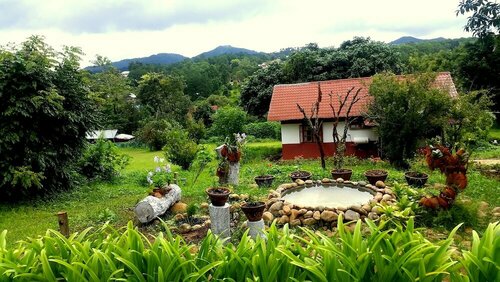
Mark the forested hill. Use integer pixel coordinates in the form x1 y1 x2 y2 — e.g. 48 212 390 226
390 36 447 44
85 45 261 72
193 45 260 59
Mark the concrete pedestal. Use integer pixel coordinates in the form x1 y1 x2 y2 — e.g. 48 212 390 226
247 219 266 240
209 204 231 239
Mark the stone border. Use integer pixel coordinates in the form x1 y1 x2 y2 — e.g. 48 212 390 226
265 178 396 227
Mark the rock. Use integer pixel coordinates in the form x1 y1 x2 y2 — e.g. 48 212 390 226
368 212 379 220
179 223 191 233
362 204 372 212
192 224 203 231
295 179 305 186
305 180 314 185
344 210 360 221
229 193 240 200
352 182 358 186
492 207 500 213
384 188 394 195
174 214 185 221
204 220 211 227
269 201 284 216
302 218 316 225
201 215 210 220
382 194 393 202
316 206 325 211
170 202 187 214
350 204 362 212
336 206 347 212
283 205 292 215
313 211 321 220
322 178 331 183
374 193 383 201
492 212 500 218
249 184 259 189
298 208 307 215
290 219 301 226
303 210 314 218
320 210 338 222
200 202 209 209
279 215 290 224
478 201 489 211
290 209 300 221
240 194 250 201
358 181 367 186
375 181 385 188
291 182 298 187
371 206 381 214
263 212 274 223
336 178 344 183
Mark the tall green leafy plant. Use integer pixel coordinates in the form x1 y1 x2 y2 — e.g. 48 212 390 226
0 36 97 199
368 72 452 168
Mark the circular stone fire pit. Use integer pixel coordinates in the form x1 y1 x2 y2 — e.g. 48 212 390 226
266 178 396 227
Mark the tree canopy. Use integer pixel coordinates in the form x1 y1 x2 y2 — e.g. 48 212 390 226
0 36 97 199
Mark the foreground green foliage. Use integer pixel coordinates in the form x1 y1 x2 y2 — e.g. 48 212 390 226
0 218 498 281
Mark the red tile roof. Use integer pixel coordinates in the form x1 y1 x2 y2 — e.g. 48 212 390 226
267 72 458 121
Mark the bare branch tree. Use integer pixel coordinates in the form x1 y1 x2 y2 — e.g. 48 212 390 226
329 87 363 170
297 82 326 169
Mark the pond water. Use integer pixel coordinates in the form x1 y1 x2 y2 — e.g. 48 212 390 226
281 185 374 208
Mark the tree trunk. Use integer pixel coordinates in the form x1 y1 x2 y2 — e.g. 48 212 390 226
227 162 240 185
134 184 182 224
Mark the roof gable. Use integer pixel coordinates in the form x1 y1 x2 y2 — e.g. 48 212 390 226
267 72 457 122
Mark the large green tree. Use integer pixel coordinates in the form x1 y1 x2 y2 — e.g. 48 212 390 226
0 36 97 199
368 73 452 168
137 73 191 123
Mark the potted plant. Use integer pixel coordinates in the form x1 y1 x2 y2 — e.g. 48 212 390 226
216 133 247 185
289 170 312 182
241 201 266 222
254 163 276 188
205 187 231 206
404 171 429 187
147 156 173 190
364 169 388 185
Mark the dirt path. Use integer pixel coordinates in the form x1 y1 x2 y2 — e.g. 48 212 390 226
474 159 500 165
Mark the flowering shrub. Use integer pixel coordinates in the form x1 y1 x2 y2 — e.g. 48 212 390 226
146 156 173 188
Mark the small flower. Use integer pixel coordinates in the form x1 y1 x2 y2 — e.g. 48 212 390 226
164 164 171 173
155 167 161 173
154 156 160 163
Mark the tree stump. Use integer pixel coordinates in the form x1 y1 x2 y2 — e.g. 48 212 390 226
134 184 182 224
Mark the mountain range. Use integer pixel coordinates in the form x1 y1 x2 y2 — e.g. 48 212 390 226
86 36 453 72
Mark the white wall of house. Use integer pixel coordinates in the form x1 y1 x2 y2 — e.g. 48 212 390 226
323 121 378 143
281 123 301 144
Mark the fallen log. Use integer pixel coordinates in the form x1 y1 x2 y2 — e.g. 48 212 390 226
134 184 182 224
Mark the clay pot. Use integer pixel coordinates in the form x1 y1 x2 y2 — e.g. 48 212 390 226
254 175 275 188
241 201 266 222
404 171 428 187
331 169 353 181
289 170 312 182
205 187 231 206
364 169 388 185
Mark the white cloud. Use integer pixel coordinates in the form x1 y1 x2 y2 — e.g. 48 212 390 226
0 0 471 67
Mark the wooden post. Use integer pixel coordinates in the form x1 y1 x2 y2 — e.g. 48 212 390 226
174 172 178 184
56 211 69 237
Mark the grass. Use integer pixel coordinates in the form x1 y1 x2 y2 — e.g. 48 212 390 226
488 126 500 141
1 143 499 247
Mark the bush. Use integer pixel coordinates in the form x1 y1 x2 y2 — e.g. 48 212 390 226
163 127 198 170
208 106 247 139
243 121 281 140
242 143 282 163
0 37 97 199
135 119 173 151
77 138 130 181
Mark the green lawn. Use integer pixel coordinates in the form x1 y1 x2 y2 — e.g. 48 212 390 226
1 144 499 247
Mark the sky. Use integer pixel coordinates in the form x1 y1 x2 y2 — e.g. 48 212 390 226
0 0 471 67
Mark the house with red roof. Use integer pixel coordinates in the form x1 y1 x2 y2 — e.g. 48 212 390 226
267 72 458 160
